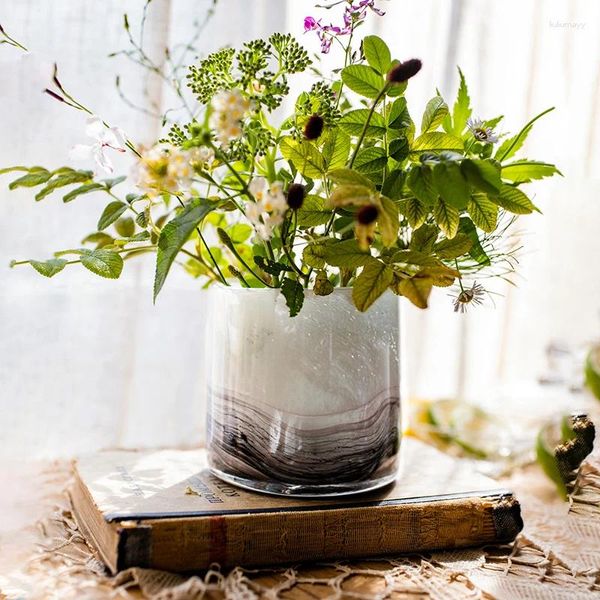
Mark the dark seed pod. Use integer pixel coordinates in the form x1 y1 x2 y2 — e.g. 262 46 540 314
387 58 422 84
303 114 325 140
286 183 306 209
357 204 379 225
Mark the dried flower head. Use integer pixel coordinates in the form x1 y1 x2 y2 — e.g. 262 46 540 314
303 114 325 140
387 59 422 84
452 282 486 313
467 118 499 144
286 183 306 210
357 204 379 225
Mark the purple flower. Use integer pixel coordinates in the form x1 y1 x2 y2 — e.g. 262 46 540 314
304 16 320 32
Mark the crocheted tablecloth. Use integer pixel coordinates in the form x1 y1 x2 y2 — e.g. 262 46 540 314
1 448 600 599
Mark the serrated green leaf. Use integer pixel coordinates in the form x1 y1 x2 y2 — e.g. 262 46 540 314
98 201 128 230
461 158 502 194
411 132 463 154
80 249 124 279
434 233 473 259
381 170 405 199
9 170 51 189
421 96 449 133
114 216 135 238
493 185 538 214
154 199 213 300
363 35 391 75
407 165 438 204
302 240 330 269
29 258 68 278
34 170 93 201
280 277 304 317
409 223 439 252
433 162 470 208
63 182 104 203
501 160 562 183
467 193 498 232
397 276 433 309
353 146 387 173
339 109 386 137
340 64 384 99
280 137 325 179
327 168 376 189
400 197 427 228
387 97 410 130
323 239 372 268
254 256 291 276
452 67 472 135
322 129 350 170
352 260 393 312
433 198 460 238
297 195 331 227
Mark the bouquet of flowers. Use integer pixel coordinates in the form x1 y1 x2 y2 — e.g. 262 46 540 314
2 0 560 316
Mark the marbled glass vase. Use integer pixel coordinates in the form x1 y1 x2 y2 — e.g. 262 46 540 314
205 287 400 497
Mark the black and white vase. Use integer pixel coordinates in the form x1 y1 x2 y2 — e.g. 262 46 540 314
205 287 401 497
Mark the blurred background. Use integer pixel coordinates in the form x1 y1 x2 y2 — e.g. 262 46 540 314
1 0 599 459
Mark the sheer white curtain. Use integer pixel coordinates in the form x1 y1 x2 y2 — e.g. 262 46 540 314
1 0 599 459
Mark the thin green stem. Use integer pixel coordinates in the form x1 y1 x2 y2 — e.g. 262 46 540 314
497 107 555 163
228 244 275 288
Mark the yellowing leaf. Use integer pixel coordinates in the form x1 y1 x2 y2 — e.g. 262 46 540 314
352 260 393 312
433 198 460 238
397 276 433 308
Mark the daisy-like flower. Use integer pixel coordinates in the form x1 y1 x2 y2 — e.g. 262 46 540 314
209 89 251 148
69 115 126 174
246 178 287 241
135 143 197 195
452 282 486 313
467 118 499 144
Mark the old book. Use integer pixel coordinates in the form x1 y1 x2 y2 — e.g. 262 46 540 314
70 438 523 574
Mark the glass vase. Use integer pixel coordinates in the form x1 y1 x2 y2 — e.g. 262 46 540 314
205 287 400 497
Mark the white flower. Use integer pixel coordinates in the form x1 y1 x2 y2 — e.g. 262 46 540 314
209 89 251 148
69 115 127 174
135 143 198 195
245 178 288 241
466 118 499 144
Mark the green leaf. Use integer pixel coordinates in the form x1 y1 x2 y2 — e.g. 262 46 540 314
467 193 498 232
352 260 393 312
228 223 253 244
397 276 433 309
330 184 373 207
322 129 350 170
407 166 438 205
80 249 124 279
114 216 135 238
459 218 490 265
297 195 331 227
0 166 30 176
387 97 410 130
29 258 68 278
323 239 372 268
328 168 376 189
501 160 562 183
9 170 51 189
254 256 291 276
411 132 463 154
82 232 115 248
362 35 392 75
381 170 405 199
154 198 214 300
389 137 409 162
280 137 325 179
302 240 330 269
280 277 304 317
98 201 128 230
63 182 104 203
421 96 449 133
102 175 127 189
313 271 334 296
410 223 439 252
433 198 460 238
378 196 399 246
340 64 384 99
452 67 472 135
434 233 473 259
353 146 387 173
35 170 93 201
492 185 538 214
461 158 502 194
339 109 386 137
400 197 427 228
433 162 470 208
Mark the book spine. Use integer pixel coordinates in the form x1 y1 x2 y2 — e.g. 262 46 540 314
122 494 522 572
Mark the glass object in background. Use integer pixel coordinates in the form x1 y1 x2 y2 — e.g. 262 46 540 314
205 287 400 496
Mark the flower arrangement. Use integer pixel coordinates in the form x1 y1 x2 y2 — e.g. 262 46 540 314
2 1 560 317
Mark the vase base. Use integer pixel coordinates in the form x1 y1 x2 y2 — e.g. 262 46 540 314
209 467 397 498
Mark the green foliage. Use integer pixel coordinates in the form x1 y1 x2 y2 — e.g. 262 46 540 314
362 36 391 75
80 249 124 279
280 277 304 317
449 67 472 135
421 96 449 133
29 258 68 278
352 260 393 312
341 65 384 99
98 201 128 230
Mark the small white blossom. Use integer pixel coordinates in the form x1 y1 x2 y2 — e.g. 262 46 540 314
467 118 499 144
209 89 251 147
245 177 287 241
70 115 127 174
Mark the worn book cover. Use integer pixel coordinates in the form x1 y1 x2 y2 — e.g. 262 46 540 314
70 438 522 573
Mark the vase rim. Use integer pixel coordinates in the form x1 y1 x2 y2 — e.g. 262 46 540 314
210 285 354 295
